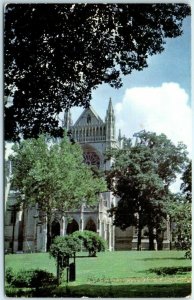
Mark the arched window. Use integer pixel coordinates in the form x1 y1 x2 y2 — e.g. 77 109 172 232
85 219 97 232
51 220 60 239
66 219 79 234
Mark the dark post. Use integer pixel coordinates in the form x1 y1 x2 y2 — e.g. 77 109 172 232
69 263 76 281
66 267 69 283
57 254 60 285
69 253 76 282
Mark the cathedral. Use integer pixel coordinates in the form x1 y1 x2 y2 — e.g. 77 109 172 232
4 99 171 253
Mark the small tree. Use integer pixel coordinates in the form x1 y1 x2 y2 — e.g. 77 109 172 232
72 230 106 257
49 235 81 284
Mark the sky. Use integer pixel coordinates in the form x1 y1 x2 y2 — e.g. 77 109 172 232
71 16 192 157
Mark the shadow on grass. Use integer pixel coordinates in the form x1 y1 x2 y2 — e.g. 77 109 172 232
76 255 97 258
137 257 186 261
5 282 191 298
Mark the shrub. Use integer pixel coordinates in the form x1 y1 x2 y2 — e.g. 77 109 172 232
5 267 14 284
5 268 57 288
72 230 106 257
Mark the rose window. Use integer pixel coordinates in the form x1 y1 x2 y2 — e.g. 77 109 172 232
83 151 100 168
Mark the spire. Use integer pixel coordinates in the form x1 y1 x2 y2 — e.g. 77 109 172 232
105 97 116 141
63 109 73 130
107 97 114 115
106 97 115 121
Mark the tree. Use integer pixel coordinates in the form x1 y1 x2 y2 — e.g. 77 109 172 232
106 130 188 250
4 3 190 141
49 235 81 284
10 134 107 250
72 230 106 257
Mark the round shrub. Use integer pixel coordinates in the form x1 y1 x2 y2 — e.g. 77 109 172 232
49 235 81 261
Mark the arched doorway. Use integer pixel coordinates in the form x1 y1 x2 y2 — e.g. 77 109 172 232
51 220 60 240
85 219 97 232
66 219 79 234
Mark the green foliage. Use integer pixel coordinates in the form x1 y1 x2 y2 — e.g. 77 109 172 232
72 230 106 257
11 134 106 211
5 267 57 288
4 4 190 141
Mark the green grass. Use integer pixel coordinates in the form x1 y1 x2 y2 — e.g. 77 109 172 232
5 250 192 297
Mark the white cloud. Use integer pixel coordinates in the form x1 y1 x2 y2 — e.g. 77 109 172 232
115 82 192 156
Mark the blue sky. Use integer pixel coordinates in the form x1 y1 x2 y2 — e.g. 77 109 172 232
71 16 192 157
92 16 191 110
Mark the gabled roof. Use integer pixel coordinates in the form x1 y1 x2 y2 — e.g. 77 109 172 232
73 106 104 127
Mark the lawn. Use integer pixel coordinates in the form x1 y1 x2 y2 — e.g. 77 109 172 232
5 250 192 297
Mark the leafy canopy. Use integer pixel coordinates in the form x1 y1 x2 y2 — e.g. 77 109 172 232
106 130 189 231
10 134 107 215
4 3 190 141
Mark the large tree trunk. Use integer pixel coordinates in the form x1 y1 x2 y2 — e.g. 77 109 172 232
156 230 164 250
46 214 52 252
148 226 155 250
137 210 143 251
